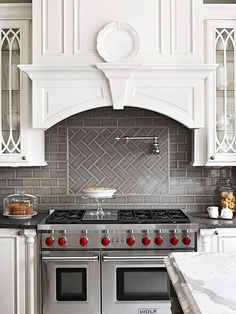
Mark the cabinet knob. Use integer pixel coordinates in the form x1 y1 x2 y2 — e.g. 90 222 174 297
22 156 26 160
215 231 219 235
210 156 215 160
18 231 23 236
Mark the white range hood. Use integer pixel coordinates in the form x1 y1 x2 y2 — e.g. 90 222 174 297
19 0 216 130
19 63 216 130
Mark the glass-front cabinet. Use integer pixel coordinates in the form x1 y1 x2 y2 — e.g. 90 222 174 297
206 20 236 165
1 24 22 159
0 17 45 166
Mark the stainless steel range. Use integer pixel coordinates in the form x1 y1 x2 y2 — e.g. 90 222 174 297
38 209 198 314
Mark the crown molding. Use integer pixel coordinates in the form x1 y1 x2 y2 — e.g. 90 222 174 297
0 3 32 20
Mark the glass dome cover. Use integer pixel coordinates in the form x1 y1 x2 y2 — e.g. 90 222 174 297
3 191 37 216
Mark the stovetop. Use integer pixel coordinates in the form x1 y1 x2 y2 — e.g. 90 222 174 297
45 209 191 224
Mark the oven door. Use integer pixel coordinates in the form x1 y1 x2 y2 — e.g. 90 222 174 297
102 251 171 314
41 251 100 314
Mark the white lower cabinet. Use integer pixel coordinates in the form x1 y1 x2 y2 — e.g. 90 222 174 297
198 228 236 252
0 228 37 314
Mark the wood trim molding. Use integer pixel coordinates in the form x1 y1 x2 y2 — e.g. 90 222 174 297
24 230 36 314
203 4 236 20
0 4 32 20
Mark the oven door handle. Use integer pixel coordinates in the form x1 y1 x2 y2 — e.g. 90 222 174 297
42 255 99 262
102 255 165 263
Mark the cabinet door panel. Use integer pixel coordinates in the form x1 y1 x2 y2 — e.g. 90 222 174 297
0 230 25 314
217 229 236 252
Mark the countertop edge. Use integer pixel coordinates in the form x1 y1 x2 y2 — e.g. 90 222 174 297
164 254 201 314
0 213 48 229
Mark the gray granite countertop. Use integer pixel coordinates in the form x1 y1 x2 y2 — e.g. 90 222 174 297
165 252 236 314
189 212 236 229
1 211 236 230
0 213 48 229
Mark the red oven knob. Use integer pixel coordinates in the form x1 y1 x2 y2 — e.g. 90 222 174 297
170 235 179 246
154 236 164 246
45 236 54 247
182 235 191 246
142 236 151 246
79 236 88 247
58 237 67 247
126 236 135 246
101 236 110 246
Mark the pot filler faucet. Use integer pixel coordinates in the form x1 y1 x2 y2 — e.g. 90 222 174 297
115 136 160 155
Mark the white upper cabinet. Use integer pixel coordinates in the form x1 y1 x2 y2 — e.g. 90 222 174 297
193 5 236 166
33 0 204 64
0 5 46 166
207 20 236 165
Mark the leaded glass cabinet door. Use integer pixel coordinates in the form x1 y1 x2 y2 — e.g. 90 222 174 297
207 20 236 165
0 20 29 165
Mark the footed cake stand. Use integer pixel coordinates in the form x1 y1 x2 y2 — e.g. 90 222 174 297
80 195 113 219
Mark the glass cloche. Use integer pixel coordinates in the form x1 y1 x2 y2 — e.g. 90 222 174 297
3 191 37 217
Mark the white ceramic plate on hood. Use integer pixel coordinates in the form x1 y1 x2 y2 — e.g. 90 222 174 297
97 22 140 63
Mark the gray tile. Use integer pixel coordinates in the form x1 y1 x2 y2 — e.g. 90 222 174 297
84 119 101 127
144 195 161 203
187 169 203 178
101 119 117 127
118 119 135 127
50 170 67 178
23 179 41 186
178 196 195 203
41 196 58 204
195 196 214 203
33 188 50 196
0 179 6 187
161 196 177 203
0 188 15 195
8 179 23 186
33 170 50 178
170 170 186 177
127 195 144 204
45 143 58 152
16 169 33 178
59 196 76 204
41 179 58 186
67 118 83 127
135 118 153 126
50 188 67 195
45 162 58 170
49 153 67 161
0 170 15 178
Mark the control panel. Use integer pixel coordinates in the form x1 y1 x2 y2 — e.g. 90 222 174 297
41 229 196 250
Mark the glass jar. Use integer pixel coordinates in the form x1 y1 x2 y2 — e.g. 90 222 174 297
3 191 37 216
218 178 235 212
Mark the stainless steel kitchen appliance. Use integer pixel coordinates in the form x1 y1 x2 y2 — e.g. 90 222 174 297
38 209 198 314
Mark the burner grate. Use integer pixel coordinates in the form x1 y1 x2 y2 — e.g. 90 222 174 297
152 209 190 223
45 210 85 224
45 209 190 224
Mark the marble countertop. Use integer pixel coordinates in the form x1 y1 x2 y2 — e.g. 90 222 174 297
189 212 236 229
165 252 236 314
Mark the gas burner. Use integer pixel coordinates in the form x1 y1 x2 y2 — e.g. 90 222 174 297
45 210 85 224
119 209 155 223
153 209 190 223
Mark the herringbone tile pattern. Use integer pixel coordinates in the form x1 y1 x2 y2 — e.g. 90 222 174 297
68 128 169 195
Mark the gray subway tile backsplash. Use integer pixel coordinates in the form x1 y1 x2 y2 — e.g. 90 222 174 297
0 107 234 212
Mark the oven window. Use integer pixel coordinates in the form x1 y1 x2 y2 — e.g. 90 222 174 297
56 268 87 301
117 268 169 300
